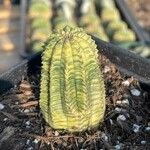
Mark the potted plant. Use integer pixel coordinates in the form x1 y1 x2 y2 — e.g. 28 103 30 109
0 26 149 149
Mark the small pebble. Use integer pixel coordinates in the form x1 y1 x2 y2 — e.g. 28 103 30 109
0 103 5 110
116 101 122 104
103 66 110 73
115 107 122 112
26 139 30 145
133 124 140 133
126 113 130 117
25 121 30 126
101 132 108 142
54 131 59 136
26 125 30 129
109 119 113 125
141 140 146 145
114 144 121 150
33 139 39 144
27 146 34 150
130 89 141 96
15 101 19 105
122 80 130 86
18 109 24 113
24 109 30 113
145 127 150 131
3 118 8 121
24 91 32 96
122 99 129 105
117 115 126 121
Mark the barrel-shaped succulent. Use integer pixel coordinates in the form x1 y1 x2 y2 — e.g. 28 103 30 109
40 26 106 132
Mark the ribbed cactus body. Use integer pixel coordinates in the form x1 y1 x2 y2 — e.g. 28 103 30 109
40 26 105 132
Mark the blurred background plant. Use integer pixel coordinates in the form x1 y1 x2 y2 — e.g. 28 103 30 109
0 0 149 73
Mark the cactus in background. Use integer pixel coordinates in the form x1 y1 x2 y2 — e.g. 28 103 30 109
29 0 52 52
55 0 76 21
29 0 52 19
100 0 115 8
53 0 76 30
132 44 150 58
31 18 51 30
31 28 50 41
106 20 127 38
101 8 120 26
79 14 100 28
80 0 96 15
112 29 136 43
53 16 76 30
138 47 150 57
79 10 109 41
40 26 106 132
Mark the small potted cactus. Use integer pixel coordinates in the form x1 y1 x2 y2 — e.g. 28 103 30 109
0 26 149 149
0 0 149 148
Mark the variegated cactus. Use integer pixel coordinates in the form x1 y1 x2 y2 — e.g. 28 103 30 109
40 26 106 132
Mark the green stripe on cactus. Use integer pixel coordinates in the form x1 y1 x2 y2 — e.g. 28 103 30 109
40 26 106 132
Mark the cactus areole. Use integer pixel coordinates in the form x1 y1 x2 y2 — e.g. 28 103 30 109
40 26 106 132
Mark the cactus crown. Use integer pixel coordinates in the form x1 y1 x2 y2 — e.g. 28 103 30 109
40 26 106 132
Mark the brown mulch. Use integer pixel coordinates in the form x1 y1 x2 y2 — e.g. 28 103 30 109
0 54 149 150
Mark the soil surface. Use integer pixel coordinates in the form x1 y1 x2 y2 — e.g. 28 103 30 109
126 0 150 33
0 54 150 150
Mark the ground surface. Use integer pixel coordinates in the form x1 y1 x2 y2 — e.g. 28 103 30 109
0 54 149 150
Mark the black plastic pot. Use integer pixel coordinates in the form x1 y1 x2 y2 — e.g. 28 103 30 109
0 52 41 94
115 0 150 43
0 37 150 94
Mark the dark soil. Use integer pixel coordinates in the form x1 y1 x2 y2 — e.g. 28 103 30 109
126 0 150 32
0 54 150 150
